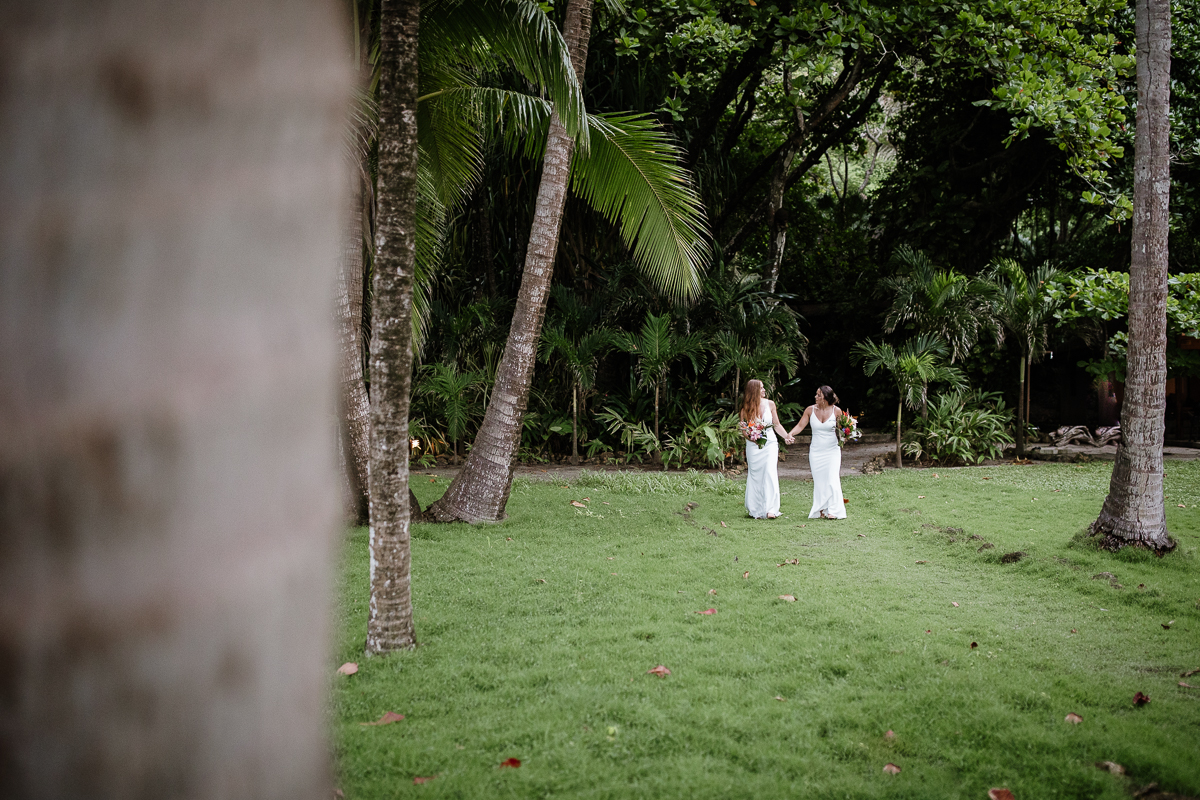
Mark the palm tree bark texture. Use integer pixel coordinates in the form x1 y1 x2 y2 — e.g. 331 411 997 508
336 177 371 521
430 0 593 522
367 0 420 653
1091 0 1173 552
0 1 350 797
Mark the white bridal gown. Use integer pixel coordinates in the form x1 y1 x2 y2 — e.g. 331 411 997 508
808 411 846 519
744 400 780 519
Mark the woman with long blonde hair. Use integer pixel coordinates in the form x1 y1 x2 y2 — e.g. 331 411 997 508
740 379 794 519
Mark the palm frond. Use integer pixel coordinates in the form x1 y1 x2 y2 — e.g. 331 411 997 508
571 113 709 301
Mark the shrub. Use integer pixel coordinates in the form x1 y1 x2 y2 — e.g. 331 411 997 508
903 390 1014 465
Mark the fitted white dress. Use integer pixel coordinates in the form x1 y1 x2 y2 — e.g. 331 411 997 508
744 400 781 519
808 411 846 519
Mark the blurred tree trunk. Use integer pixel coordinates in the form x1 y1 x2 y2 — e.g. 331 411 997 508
1091 0 1173 552
337 178 371 522
366 0 420 653
0 1 349 798
430 0 592 522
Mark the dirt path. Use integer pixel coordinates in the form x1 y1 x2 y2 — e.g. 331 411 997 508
413 440 1200 484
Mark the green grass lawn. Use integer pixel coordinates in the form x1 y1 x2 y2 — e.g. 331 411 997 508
331 462 1200 799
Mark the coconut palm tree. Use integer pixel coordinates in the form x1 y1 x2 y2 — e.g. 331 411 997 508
1091 0 1174 552
430 0 709 522
985 259 1064 458
881 247 999 363
851 334 967 468
615 313 708 454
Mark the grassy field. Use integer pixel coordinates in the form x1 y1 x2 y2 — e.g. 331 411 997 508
331 461 1200 799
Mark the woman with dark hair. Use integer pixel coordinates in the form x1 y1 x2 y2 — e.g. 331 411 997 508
740 379 795 519
789 385 846 519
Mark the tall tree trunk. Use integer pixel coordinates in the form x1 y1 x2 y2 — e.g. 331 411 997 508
571 383 579 465
1016 352 1026 458
0 1 349 796
337 178 371 522
1091 0 1173 552
367 0 420 653
430 0 592 522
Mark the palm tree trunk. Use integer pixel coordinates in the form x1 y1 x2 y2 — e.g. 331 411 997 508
337 178 371 522
430 0 592 522
571 383 579 465
0 1 349 794
367 0 420 653
895 399 903 468
1091 0 1173 552
1016 352 1026 458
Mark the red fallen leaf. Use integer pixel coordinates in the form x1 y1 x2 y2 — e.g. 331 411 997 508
778 595 796 602
917 495 926 499
844 498 850 503
720 521 728 528
336 662 358 676
742 571 750 579
505 537 513 541
1070 628 1077 633
1179 682 1195 688
925 629 932 634
647 665 671 676
988 790 1016 800
882 763 901 774
1133 691 1150 706
360 711 406 726
413 775 437 784
982 477 992 480
970 642 978 649
708 589 717 595
571 501 586 508
885 730 896 740
1065 713 1083 724
695 608 717 615
428 478 436 483
952 602 959 607
499 758 521 769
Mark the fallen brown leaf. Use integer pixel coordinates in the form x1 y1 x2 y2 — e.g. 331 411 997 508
535 578 547 583
499 758 521 769
774 695 786 701
1071 628 1077 633
857 533 866 538
1065 713 1082 724
360 711 405 726
982 477 991 480
1133 691 1150 706
695 608 717 615
925 629 932 634
883 763 901 775
720 521 728 528
647 665 671 676
1180 682 1195 689
505 537 513 541
336 662 358 676
932 473 939 478
778 595 796 602
1182 667 1200 678
429 478 436 483
1179 503 1187 508
952 602 960 607
1095 761 1125 776
571 501 587 508
413 776 437 784
917 495 926 499
582 497 590 501
988 789 1016 800
1162 620 1175 629
742 571 750 579
885 730 896 740
970 642 978 649
916 560 928 564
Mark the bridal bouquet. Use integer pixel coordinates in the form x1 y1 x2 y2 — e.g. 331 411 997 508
738 418 768 449
835 411 861 447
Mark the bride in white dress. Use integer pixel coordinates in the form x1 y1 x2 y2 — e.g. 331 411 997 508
788 385 846 519
740 379 795 519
